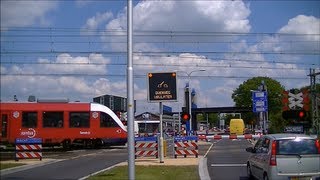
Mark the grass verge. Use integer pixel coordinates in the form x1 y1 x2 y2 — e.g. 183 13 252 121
88 165 199 180
0 163 26 170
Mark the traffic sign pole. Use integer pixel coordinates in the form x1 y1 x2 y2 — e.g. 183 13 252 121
252 81 268 134
159 102 164 163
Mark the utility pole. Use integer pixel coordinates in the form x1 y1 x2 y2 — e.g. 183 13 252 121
308 68 320 138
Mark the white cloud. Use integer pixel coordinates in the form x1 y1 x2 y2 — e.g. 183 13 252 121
132 1 251 32
81 11 113 34
104 1 251 51
279 15 320 41
278 15 320 53
0 1 57 28
0 54 126 102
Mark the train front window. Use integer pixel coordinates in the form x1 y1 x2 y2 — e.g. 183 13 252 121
100 112 118 127
22 112 37 128
69 112 90 128
43 112 63 128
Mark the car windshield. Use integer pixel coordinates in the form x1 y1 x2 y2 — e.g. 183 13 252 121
277 138 318 155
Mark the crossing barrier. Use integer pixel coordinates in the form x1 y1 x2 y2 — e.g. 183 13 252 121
206 134 262 140
15 138 42 161
174 136 198 158
135 137 158 158
197 134 208 142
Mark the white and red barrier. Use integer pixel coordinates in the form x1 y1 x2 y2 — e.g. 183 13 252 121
197 134 208 142
174 137 198 158
15 138 42 161
15 152 42 159
135 137 158 159
206 134 262 140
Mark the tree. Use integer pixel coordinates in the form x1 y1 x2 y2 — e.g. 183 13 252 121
231 77 285 132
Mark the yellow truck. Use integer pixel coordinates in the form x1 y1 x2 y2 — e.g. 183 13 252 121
229 119 245 135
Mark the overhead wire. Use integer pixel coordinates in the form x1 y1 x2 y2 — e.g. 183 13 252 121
1 28 319 79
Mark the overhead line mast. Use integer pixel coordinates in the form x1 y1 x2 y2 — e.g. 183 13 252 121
308 68 320 138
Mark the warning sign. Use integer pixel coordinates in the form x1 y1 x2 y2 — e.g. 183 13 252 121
147 72 177 102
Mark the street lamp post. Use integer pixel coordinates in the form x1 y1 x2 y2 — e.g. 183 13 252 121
186 69 206 135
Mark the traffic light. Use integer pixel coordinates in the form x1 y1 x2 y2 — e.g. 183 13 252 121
282 110 307 121
181 112 190 124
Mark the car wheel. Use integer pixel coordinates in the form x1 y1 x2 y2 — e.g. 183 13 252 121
247 164 254 179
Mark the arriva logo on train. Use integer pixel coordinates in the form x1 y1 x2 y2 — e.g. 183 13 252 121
20 128 36 138
80 131 91 135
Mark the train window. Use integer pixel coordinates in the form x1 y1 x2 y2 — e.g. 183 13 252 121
100 112 118 127
69 112 90 128
43 112 63 128
22 112 37 128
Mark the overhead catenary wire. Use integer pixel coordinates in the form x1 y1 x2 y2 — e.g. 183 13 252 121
1 28 319 80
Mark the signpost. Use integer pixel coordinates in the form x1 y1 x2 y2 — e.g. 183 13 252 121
252 89 268 134
147 72 177 163
252 91 268 113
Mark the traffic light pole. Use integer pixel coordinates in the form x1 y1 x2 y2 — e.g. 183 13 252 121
188 80 192 135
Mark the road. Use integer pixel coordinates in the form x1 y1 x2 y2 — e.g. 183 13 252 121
207 139 253 180
1 147 128 180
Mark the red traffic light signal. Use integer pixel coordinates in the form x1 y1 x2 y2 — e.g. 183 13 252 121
181 112 190 122
282 110 307 121
298 111 305 118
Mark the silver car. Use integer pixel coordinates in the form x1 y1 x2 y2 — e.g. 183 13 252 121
246 133 320 180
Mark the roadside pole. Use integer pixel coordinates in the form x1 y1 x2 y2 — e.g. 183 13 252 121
127 0 135 179
159 102 164 163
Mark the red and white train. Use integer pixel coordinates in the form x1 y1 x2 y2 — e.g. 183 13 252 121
0 99 127 149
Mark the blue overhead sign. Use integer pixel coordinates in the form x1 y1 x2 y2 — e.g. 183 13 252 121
163 105 172 113
252 91 268 112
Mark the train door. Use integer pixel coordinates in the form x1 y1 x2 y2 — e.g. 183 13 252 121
1 113 9 139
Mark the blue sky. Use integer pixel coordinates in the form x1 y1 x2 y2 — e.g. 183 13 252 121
1 0 319 114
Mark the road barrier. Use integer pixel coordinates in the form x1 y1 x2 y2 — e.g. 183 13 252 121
134 137 158 158
206 134 262 140
174 136 198 158
197 134 208 142
15 138 42 161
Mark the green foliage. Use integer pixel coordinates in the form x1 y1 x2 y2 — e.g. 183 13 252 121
231 77 285 130
89 165 199 180
196 113 219 128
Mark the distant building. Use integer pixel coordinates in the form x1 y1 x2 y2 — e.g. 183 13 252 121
93 94 136 112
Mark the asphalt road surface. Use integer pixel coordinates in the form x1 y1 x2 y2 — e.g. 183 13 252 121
207 139 253 180
1 147 128 180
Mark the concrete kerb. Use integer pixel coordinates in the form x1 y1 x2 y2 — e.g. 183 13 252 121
199 157 210 180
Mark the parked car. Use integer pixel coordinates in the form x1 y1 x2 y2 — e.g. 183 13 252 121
246 133 320 180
